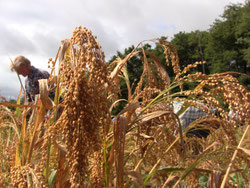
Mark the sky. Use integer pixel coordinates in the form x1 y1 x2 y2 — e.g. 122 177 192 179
0 0 246 100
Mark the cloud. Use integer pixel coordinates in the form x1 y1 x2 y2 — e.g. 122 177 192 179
0 24 38 56
32 31 61 57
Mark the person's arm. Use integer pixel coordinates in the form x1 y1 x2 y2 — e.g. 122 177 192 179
25 79 33 103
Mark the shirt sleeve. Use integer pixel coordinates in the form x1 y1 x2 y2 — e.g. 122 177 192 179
25 79 33 102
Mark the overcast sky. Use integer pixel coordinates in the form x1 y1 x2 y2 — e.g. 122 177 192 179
0 0 246 100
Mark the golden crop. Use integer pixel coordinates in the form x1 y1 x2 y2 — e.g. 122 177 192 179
0 26 249 187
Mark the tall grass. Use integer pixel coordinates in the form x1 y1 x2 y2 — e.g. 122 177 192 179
0 26 249 187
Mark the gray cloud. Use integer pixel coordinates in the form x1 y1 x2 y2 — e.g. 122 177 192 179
32 31 61 57
0 24 38 55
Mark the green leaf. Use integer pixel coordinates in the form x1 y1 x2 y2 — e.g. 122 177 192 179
48 169 57 186
16 88 22 117
156 167 185 173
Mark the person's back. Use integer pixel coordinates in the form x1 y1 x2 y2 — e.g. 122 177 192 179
10 55 54 102
25 65 50 102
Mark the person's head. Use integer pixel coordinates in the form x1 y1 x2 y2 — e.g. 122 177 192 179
10 56 31 77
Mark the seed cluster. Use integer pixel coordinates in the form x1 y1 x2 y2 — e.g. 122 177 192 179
160 40 181 78
57 26 110 186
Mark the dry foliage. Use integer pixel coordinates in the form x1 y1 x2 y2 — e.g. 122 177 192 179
0 26 249 188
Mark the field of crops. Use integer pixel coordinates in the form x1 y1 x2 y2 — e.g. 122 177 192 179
0 27 249 187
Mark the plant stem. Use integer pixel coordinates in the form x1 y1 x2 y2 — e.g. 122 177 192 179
220 124 249 188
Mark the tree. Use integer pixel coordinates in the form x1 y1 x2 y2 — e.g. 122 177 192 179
205 2 250 74
171 31 209 73
236 0 250 67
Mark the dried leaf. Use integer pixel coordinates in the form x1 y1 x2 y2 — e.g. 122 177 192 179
114 116 127 187
140 110 170 123
109 99 128 114
146 51 171 85
110 51 140 81
59 39 71 63
238 147 250 156
118 102 141 117
38 79 54 109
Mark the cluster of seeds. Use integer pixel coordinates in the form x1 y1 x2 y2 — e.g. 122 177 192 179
160 40 181 78
10 165 44 188
57 26 110 186
10 167 27 187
